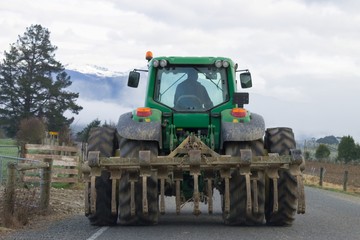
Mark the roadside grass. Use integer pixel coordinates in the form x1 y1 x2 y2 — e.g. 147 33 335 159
0 181 39 229
303 174 360 197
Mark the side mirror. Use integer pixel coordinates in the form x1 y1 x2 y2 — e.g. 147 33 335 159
128 71 140 88
239 72 252 88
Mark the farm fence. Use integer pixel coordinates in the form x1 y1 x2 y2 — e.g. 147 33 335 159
0 155 53 227
23 143 80 183
0 140 82 227
304 160 360 191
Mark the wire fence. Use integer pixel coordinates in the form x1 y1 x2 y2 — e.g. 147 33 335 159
0 141 82 227
0 144 47 226
0 155 41 185
0 156 52 227
0 145 20 184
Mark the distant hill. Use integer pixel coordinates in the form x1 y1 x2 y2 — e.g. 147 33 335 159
64 65 148 132
316 135 340 145
65 69 127 100
65 65 147 104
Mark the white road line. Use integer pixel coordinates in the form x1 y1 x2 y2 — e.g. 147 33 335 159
86 226 109 240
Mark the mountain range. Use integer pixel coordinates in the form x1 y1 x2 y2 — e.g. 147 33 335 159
65 65 129 101
64 64 150 133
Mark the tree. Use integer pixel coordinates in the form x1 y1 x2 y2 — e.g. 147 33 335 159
16 117 47 157
337 136 357 163
304 151 311 160
355 145 360 161
58 125 73 146
0 24 82 137
315 144 330 160
16 117 46 145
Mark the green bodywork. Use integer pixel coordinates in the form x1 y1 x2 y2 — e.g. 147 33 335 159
132 56 249 152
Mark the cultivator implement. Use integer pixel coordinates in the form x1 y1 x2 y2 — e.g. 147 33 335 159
82 135 305 220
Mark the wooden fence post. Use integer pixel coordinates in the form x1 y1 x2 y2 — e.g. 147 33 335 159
319 167 324 187
39 158 53 211
343 170 348 192
4 162 16 224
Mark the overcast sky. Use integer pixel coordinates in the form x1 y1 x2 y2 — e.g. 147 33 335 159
1 0 360 142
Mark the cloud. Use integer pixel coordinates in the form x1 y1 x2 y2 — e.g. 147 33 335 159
1 0 360 142
66 98 132 126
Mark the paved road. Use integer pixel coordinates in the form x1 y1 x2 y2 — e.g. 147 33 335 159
4 187 360 240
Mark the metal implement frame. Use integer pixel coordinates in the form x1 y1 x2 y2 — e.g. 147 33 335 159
83 136 305 217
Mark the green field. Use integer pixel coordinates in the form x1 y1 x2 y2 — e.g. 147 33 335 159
0 138 19 157
0 139 20 183
0 138 16 145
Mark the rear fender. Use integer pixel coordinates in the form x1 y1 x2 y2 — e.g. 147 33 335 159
116 112 161 143
221 112 265 147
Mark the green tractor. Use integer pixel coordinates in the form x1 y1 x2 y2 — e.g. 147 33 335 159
82 52 305 226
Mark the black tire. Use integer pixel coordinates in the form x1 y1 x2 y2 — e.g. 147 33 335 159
264 127 298 226
118 138 159 225
264 127 295 155
86 127 119 226
223 140 266 225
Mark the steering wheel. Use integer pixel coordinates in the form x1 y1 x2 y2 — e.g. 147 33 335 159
175 95 203 110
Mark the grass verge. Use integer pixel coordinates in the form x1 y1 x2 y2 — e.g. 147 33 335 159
303 174 360 197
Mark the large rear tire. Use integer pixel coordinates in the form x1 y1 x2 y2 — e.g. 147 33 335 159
86 127 119 226
264 127 296 155
223 140 266 225
264 127 298 226
118 138 159 225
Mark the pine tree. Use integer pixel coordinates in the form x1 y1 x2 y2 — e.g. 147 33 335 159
0 24 82 136
337 136 357 163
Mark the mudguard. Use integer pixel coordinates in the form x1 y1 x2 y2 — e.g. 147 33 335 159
221 113 265 143
116 112 161 142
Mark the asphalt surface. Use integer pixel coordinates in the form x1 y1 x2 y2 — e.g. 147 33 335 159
4 187 360 240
